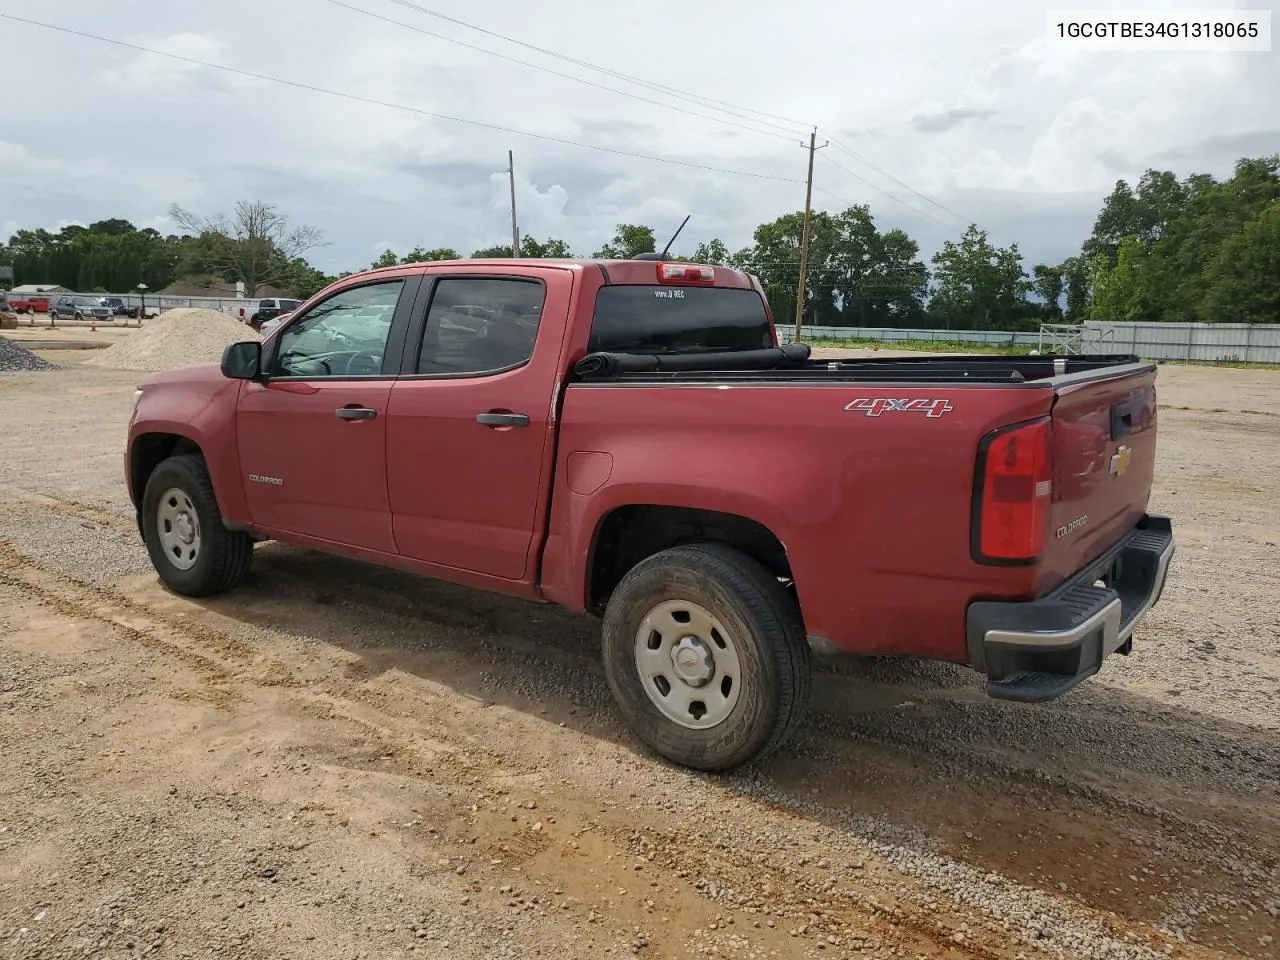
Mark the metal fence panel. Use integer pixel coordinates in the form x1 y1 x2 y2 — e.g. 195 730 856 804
776 325 1042 347
1083 322 1280 364
778 322 1280 364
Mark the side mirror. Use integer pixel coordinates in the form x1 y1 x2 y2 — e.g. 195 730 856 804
221 340 262 380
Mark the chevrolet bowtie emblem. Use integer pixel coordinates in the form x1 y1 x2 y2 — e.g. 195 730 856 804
1109 444 1132 477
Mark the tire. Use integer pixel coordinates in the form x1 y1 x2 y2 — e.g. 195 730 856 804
600 543 811 772
74 312 83 322
141 453 253 597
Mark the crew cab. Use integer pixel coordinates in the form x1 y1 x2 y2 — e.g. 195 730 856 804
9 295 50 315
125 258 1175 771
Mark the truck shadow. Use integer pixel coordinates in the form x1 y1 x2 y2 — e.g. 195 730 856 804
189 541 1280 951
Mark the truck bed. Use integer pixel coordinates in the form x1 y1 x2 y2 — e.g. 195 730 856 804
572 349 1148 385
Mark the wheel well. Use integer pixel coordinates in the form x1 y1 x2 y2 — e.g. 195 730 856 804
588 505 793 613
132 434 203 513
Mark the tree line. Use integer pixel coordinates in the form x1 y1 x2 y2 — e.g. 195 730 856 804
2 154 1275 329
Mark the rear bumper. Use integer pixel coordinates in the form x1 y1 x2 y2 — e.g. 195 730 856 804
966 514 1174 702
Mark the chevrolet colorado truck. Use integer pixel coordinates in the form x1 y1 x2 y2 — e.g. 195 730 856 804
126 257 1175 771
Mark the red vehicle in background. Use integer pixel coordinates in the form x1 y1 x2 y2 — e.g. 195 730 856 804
9 295 50 314
124 255 1175 772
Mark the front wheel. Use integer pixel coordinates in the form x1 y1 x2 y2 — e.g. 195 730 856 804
141 454 253 596
600 543 811 772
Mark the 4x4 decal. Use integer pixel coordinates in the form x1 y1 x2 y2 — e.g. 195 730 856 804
844 398 954 418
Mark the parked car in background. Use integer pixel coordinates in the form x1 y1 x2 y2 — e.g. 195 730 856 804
249 298 301 330
50 296 111 322
100 296 131 317
0 291 8 313
9 295 51 315
258 311 293 337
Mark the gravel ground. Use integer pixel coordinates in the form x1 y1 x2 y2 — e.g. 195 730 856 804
0 335 57 372
84 308 258 372
0 355 1277 960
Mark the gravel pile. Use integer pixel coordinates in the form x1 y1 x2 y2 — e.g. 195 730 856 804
0 335 57 372
84 308 259 373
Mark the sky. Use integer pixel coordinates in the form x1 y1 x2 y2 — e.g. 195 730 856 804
2 0 1277 276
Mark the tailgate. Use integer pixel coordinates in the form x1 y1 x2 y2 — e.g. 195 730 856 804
1043 366 1157 585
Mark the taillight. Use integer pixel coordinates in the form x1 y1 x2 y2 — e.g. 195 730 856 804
972 418 1053 564
657 262 715 284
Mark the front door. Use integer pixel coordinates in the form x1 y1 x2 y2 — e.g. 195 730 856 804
386 273 564 580
236 276 414 553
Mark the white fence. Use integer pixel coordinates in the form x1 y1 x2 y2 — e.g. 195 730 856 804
121 294 264 320
1082 321 1280 364
778 322 1280 365
775 325 1043 347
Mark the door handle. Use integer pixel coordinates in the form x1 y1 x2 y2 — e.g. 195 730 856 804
476 412 529 428
335 406 377 420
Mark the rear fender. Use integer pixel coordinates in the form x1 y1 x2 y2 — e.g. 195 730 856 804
541 475 800 612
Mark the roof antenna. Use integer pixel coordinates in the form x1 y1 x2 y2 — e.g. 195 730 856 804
633 215 691 261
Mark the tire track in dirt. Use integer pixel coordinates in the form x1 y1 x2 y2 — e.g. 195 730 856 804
0 501 1264 959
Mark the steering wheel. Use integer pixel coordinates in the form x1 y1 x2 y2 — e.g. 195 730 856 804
340 350 384 376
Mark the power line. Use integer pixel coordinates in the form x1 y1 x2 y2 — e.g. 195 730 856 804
382 0 813 136
323 0 799 144
384 0 971 235
380 0 970 232
816 154 957 230
0 12 803 185
821 130 972 225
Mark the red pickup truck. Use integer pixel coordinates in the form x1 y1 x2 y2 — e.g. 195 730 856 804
126 257 1175 771
9 295 51 314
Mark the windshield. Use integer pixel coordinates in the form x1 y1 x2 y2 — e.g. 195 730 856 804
588 285 772 354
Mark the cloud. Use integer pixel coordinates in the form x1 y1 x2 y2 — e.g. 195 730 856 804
2 0 1276 277
911 108 999 134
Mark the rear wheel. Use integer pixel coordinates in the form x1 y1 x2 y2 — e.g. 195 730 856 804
141 454 253 596
600 543 811 771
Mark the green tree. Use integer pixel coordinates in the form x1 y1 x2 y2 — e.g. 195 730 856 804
1198 201 1280 324
470 244 513 258
592 224 655 259
168 201 326 296
1062 256 1090 322
404 246 459 262
1083 169 1188 265
691 239 732 265
1031 264 1065 318
1086 236 1151 322
928 225 1033 330
521 236 573 258
370 249 399 269
829 206 928 327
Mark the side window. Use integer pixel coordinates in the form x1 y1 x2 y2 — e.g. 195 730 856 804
417 277 544 375
273 280 404 378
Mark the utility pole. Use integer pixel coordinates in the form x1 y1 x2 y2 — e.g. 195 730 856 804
508 150 520 258
793 128 828 342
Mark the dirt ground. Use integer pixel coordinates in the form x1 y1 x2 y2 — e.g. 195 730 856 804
1 350 1277 960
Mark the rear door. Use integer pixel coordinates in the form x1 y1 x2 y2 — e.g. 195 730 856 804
235 274 420 553
385 270 571 581
1043 365 1158 582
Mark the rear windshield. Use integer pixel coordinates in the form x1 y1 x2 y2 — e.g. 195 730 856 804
588 285 772 354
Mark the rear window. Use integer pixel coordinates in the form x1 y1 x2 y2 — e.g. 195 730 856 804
588 285 772 354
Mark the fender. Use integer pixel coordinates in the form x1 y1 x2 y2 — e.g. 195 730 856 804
128 371 251 528
539 431 840 613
